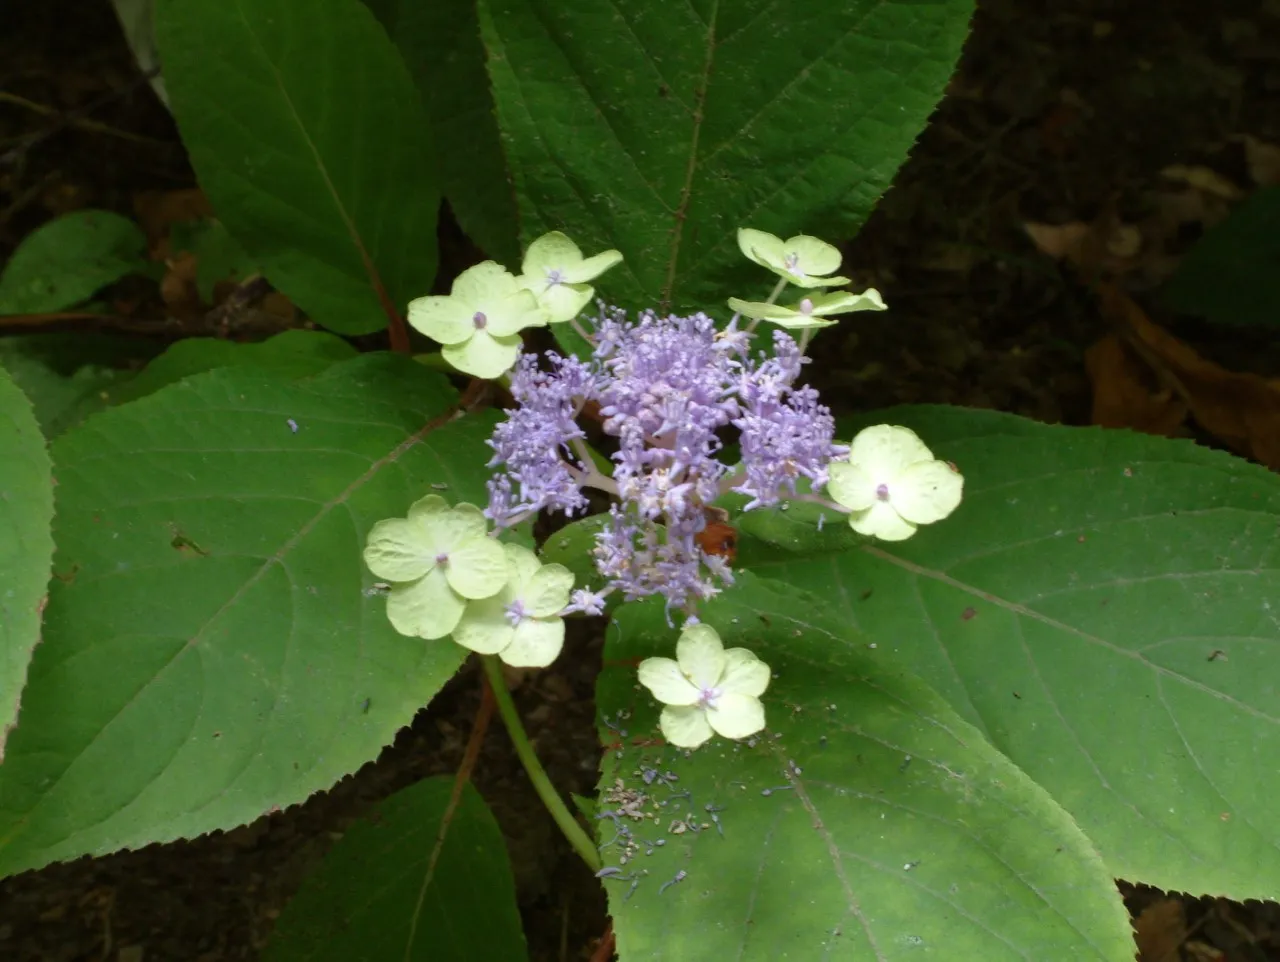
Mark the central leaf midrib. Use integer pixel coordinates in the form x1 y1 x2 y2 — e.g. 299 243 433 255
660 0 719 308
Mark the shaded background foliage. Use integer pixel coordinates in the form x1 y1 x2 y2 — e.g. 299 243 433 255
2 0 1280 959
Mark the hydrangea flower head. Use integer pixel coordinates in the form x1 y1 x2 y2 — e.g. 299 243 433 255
737 228 851 288
637 622 771 748
485 307 844 611
519 231 623 323
363 496 509 640
727 288 887 329
407 261 544 378
827 425 964 542
452 543 574 667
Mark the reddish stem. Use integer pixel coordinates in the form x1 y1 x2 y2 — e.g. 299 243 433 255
387 311 411 354
589 921 616 962
456 674 496 787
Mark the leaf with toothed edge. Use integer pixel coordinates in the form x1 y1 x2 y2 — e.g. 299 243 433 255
736 405 1280 902
477 0 973 320
0 354 496 879
0 368 55 760
596 573 1135 961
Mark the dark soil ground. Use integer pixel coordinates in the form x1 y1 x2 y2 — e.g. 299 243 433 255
3 0 1280 959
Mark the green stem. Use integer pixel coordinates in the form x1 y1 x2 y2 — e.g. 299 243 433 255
481 655 603 873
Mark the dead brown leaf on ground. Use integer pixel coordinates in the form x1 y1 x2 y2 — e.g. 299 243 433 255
1135 896 1188 962
1242 135 1280 188
132 187 211 250
1084 333 1188 437
1095 283 1280 470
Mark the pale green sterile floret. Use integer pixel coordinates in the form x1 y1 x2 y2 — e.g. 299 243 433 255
518 231 623 324
406 261 545 379
452 543 575 667
826 424 964 542
363 495 509 641
637 622 771 749
727 288 887 329
737 227 851 288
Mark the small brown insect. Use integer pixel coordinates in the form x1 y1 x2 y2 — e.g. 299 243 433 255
696 520 738 563
696 505 738 563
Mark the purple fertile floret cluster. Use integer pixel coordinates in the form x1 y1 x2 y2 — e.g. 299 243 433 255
486 307 842 612
732 331 847 511
486 352 595 524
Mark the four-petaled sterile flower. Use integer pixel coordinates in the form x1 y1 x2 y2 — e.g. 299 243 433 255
363 496 509 640
737 228 851 288
637 622 770 749
727 288 887 329
452 543 575 667
407 261 545 379
519 231 623 324
827 425 964 542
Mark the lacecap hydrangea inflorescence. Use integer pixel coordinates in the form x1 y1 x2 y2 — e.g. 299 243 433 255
364 228 965 748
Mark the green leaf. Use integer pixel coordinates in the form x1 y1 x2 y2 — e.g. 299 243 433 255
169 218 262 301
597 574 1134 961
263 776 528 962
0 354 496 878
155 0 440 335
0 211 149 314
477 0 973 311
110 330 357 404
538 514 608 596
1162 186 1280 328
365 0 521 265
743 405 1280 900
0 369 54 757
0 334 158 438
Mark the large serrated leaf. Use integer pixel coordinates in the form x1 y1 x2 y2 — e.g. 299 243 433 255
263 776 528 962
155 0 439 335
741 406 1280 900
0 354 495 878
0 369 54 758
477 0 973 311
597 574 1134 961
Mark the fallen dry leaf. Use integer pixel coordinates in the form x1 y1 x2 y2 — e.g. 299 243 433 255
1134 897 1187 962
1025 169 1238 291
1023 220 1094 263
1098 283 1280 470
1243 134 1280 187
1183 941 1226 962
159 249 204 324
133 188 213 250
1085 334 1188 437
1160 164 1243 202
1024 214 1149 279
